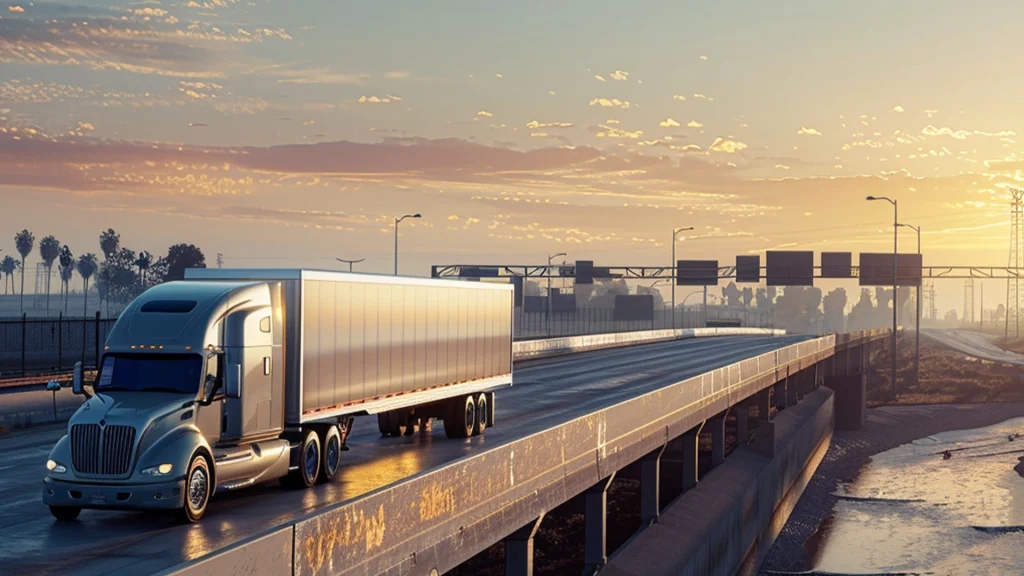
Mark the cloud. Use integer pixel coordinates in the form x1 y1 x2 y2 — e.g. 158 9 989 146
606 119 620 125
672 94 687 101
476 110 493 117
589 98 633 109
495 73 503 79
797 127 822 136
922 125 1016 140
8 5 25 12
526 120 573 129
659 118 681 128
0 6 291 78
189 122 208 127
591 124 643 139
594 75 607 82
609 70 629 81
277 71 369 85
358 95 401 104
775 164 790 170
386 70 410 80
924 109 939 118
892 105 905 113
687 120 703 128
708 137 747 153
693 93 713 101
699 55 708 61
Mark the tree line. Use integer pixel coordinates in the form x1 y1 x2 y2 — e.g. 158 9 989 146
2 228 206 317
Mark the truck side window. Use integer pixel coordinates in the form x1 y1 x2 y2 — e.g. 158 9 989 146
260 316 271 333
206 353 224 396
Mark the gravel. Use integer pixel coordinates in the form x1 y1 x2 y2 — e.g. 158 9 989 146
758 401 1024 573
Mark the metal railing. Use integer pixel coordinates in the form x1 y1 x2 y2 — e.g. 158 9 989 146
0 312 115 377
513 307 776 339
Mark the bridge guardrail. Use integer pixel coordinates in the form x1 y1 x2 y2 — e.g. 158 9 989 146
511 327 787 361
161 331 841 576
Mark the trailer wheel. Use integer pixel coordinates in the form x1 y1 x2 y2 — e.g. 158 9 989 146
472 393 488 436
317 425 342 484
377 411 409 437
444 395 476 439
177 452 212 523
282 429 320 489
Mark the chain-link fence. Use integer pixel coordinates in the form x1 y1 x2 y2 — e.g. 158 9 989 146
0 313 116 377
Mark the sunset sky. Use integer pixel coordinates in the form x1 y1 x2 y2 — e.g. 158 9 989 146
3 0 1023 313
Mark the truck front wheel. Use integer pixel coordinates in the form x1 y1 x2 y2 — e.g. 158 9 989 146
178 453 211 523
49 506 81 521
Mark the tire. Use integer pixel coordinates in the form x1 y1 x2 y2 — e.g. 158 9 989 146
317 425 342 485
444 395 476 439
177 453 212 523
377 411 409 437
49 506 81 521
281 429 320 489
472 394 488 436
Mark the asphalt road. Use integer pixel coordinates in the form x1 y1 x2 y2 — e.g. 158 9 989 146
0 334 809 576
922 329 1024 366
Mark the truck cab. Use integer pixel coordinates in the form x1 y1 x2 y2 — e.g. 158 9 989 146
42 280 292 523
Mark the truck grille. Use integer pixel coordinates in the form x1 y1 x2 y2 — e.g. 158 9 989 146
71 424 136 476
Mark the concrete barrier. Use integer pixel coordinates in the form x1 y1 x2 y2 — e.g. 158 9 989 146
155 526 293 576
512 327 787 361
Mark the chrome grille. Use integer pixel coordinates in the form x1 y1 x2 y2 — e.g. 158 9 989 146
70 424 136 476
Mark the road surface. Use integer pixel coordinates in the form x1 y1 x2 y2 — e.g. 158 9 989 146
0 334 809 575
922 329 1024 366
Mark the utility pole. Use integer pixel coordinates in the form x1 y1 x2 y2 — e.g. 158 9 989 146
670 226 694 329
867 196 898 400
394 213 422 275
547 252 567 337
898 223 921 387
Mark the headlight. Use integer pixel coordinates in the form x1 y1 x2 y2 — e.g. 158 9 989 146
46 460 67 474
141 463 174 476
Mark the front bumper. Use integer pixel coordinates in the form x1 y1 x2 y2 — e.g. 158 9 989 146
42 475 186 511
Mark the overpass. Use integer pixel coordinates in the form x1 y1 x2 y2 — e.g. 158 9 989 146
0 328 887 576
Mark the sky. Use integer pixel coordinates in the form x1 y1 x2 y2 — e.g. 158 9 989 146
2 0 1023 315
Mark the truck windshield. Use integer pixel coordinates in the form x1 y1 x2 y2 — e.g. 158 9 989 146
95 354 204 395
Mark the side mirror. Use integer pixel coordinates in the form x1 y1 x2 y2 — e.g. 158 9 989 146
72 362 84 395
225 364 242 399
46 380 61 392
199 374 217 405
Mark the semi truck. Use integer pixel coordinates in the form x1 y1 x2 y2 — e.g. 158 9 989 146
42 269 514 523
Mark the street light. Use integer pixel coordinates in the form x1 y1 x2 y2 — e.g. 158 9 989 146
897 223 921 388
671 226 695 329
547 252 567 336
867 195 898 400
336 257 365 272
394 213 422 275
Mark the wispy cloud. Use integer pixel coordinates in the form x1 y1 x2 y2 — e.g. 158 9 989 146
797 127 822 136
526 120 573 129
609 70 629 81
709 137 747 153
687 120 703 128
358 94 401 104
892 105 905 113
659 118 681 128
589 98 633 109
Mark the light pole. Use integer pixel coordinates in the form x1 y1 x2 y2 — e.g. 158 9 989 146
867 195 898 400
681 289 703 329
671 226 695 329
547 252 567 336
336 257 365 272
394 213 421 275
897 223 921 387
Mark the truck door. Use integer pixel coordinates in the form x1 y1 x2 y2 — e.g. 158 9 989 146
224 303 275 441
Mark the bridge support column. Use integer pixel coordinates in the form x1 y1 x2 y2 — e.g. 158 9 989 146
709 414 725 468
641 445 665 526
829 373 867 430
757 387 771 424
583 472 616 575
786 373 799 406
774 381 787 410
506 513 545 576
735 401 749 446
682 422 703 491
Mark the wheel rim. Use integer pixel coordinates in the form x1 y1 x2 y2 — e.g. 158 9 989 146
188 466 207 511
478 399 488 429
465 402 475 433
304 441 319 479
326 436 340 474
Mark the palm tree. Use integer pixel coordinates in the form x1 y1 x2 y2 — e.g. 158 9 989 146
0 255 17 295
98 229 119 314
77 253 98 318
39 235 60 315
135 250 153 286
58 245 74 309
15 230 34 313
